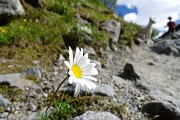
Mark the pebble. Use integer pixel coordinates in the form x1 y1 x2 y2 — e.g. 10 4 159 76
28 104 37 112
0 112 8 118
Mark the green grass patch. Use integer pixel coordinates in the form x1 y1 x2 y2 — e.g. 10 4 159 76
119 22 139 47
37 92 124 120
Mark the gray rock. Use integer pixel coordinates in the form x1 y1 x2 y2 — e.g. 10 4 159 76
101 20 121 43
110 43 118 51
73 111 121 120
0 0 25 24
26 107 53 120
25 112 37 120
91 60 101 69
153 39 180 56
0 112 8 118
54 54 65 66
159 24 180 39
142 101 180 120
84 47 96 56
62 83 115 97
75 13 89 25
134 37 144 45
22 67 42 78
0 94 10 107
93 84 115 97
0 73 39 90
28 104 37 112
79 32 93 44
172 31 180 39
25 0 43 7
0 0 25 15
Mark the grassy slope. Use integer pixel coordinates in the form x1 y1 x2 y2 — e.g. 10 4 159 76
0 0 116 73
0 0 139 73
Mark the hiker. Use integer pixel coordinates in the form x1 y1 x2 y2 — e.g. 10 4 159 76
165 16 175 37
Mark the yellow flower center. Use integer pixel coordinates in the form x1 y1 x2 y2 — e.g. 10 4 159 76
71 64 82 79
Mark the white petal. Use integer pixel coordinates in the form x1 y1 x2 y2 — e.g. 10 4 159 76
83 68 98 76
69 76 74 84
83 79 96 90
69 47 74 66
78 79 85 87
78 48 84 63
81 63 96 71
78 53 89 66
68 70 73 76
73 77 78 83
79 48 83 59
82 76 97 81
64 61 71 69
74 47 80 64
74 82 80 97
80 59 90 68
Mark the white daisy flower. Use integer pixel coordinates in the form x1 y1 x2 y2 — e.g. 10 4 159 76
64 47 98 97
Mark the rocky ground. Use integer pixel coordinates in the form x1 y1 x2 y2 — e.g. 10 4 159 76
0 39 180 120
1 0 180 119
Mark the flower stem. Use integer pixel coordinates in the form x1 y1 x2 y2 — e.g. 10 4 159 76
45 75 70 113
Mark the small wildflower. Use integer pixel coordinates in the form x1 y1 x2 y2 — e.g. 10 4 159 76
0 28 7 33
64 47 98 97
46 47 98 113
23 19 27 22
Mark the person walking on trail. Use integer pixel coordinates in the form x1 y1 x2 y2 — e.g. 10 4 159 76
165 16 175 37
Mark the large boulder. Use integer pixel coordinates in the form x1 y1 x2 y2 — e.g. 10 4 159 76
142 101 180 120
100 20 121 43
73 111 121 120
153 39 180 56
0 0 25 25
159 24 180 39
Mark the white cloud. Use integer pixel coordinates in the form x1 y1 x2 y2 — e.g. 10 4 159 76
124 13 137 22
116 0 180 32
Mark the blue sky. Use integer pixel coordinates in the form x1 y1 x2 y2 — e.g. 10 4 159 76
115 0 180 36
114 5 138 16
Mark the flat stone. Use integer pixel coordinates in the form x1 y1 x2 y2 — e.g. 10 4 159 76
0 112 8 118
84 47 96 56
22 67 42 78
73 111 121 120
0 94 10 107
0 73 39 90
54 54 65 66
62 83 115 97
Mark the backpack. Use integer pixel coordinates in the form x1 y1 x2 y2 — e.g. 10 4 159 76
168 22 175 29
